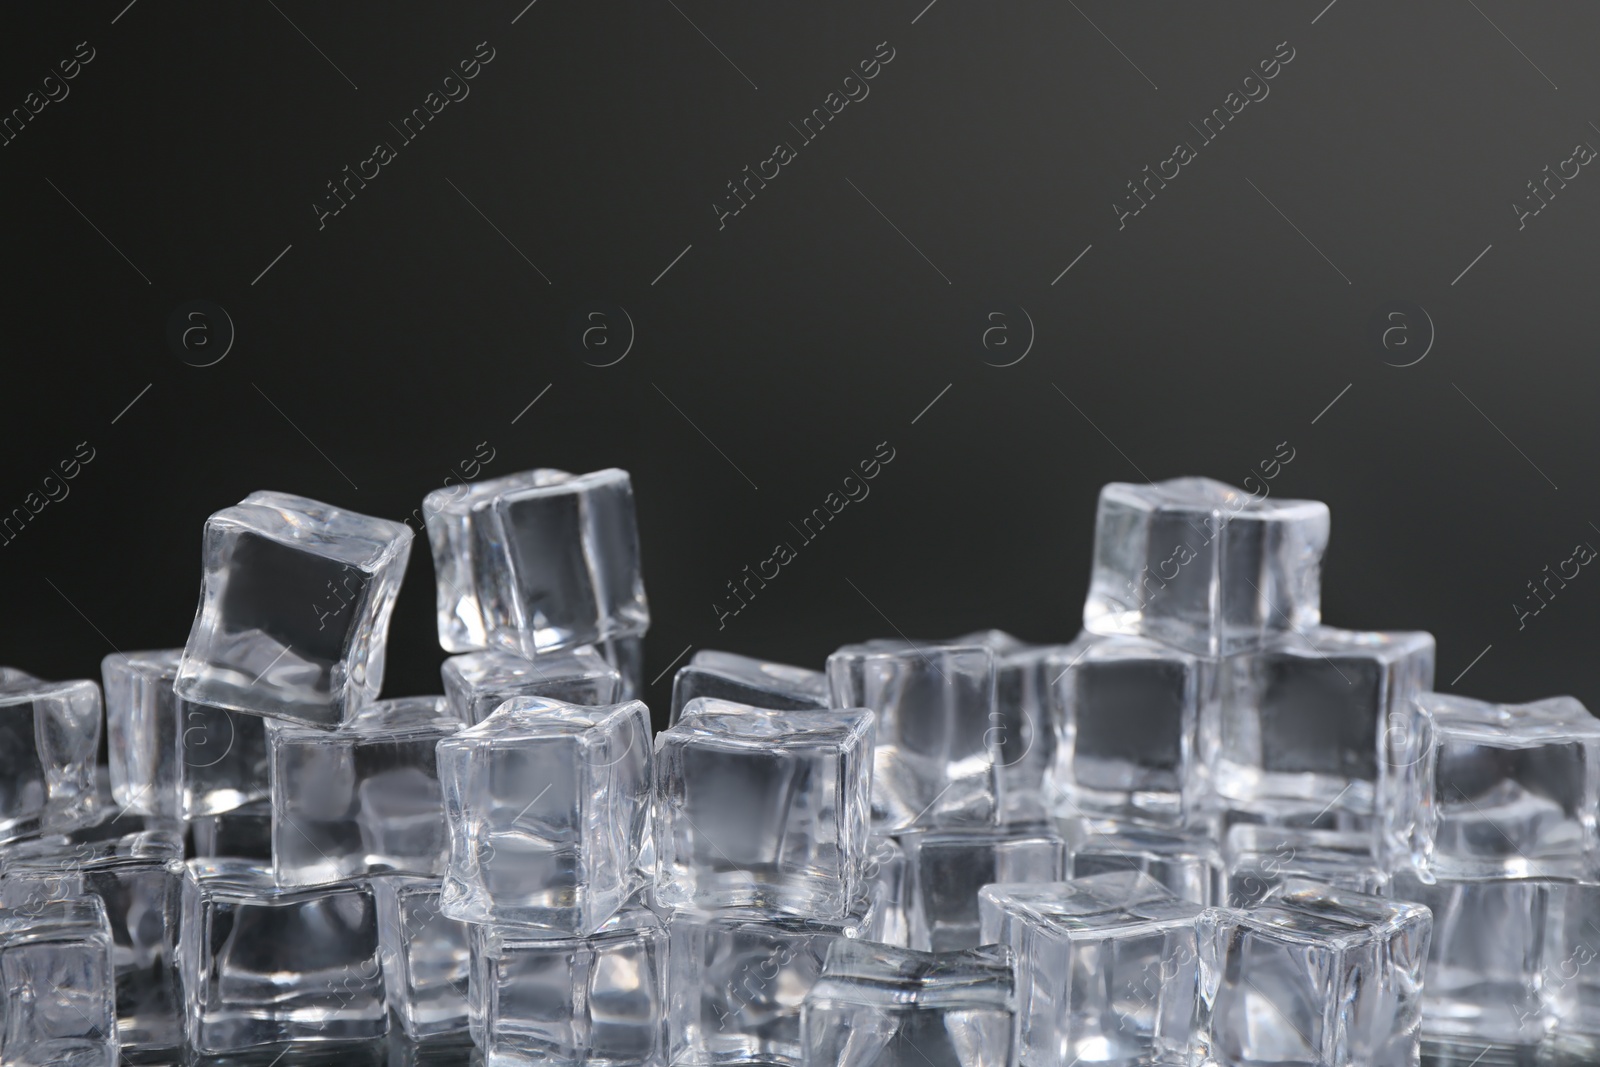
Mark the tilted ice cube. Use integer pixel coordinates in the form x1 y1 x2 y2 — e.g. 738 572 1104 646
1 823 183 1055
802 940 1016 1067
655 700 873 919
425 468 649 657
438 697 652 932
1064 820 1224 906
668 650 829 726
374 876 471 1041
978 872 1203 1067
187 798 272 861
1046 632 1213 827
175 491 413 728
177 860 388 1053
1222 824 1386 908
0 896 117 1067
472 902 666 1067
826 640 1001 829
1385 693 1600 881
270 696 463 886
667 906 872 1067
443 647 622 725
102 648 269 820
900 825 1066 951
1210 626 1435 818
1390 871 1550 1045
1195 879 1432 1067
957 630 1065 823
0 675 101 842
1084 477 1329 657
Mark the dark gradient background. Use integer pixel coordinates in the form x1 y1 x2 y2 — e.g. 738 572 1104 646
3 1 1598 732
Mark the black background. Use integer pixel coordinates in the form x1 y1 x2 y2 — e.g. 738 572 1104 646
3 1 1598 729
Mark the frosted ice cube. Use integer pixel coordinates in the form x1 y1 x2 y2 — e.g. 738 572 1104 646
668 650 828 726
175 491 413 727
900 825 1066 951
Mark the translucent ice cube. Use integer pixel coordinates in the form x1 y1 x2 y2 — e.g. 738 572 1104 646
1063 820 1224 906
471 903 666 1067
1385 693 1600 881
1222 824 1386 908
1195 879 1432 1067
175 491 413 727
270 697 463 886
0 896 117 1067
424 468 649 657
374 876 471 1041
956 630 1066 824
978 871 1203 1067
1046 632 1213 827
437 697 652 932
0 675 101 843
655 699 873 919
442 647 622 725
1211 626 1435 818
801 940 1016 1067
1084 477 1329 657
102 648 269 820
668 650 829 726
900 825 1066 951
826 640 1001 830
176 859 388 1053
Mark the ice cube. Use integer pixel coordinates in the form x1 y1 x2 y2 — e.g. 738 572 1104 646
1385 693 1600 881
176 859 388 1052
654 699 874 919
1222 824 1386 908
471 902 666 1067
801 940 1015 1067
0 674 101 842
899 825 1066 951
1063 820 1223 906
175 491 413 727
270 697 463 886
1211 626 1435 818
978 871 1202 1067
1084 477 1329 657
667 906 872 1067
374 876 471 1041
863 834 912 948
187 798 273 861
0 896 117 1067
437 697 652 932
598 634 646 701
424 468 649 657
1543 880 1600 1045
668 650 828 726
826 640 1001 829
102 648 269 820
1046 632 1213 827
1195 879 1431 1067
443 647 622 725
957 630 1065 823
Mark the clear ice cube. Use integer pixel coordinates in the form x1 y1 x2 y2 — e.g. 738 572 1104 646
1195 879 1431 1067
188 798 273 861
654 699 873 919
826 640 1001 830
424 468 649 657
1222 824 1386 908
1083 477 1329 657
374 876 471 1040
978 871 1202 1067
0 674 101 842
1046 632 1212 827
598 634 646 701
667 906 872 1067
863 834 912 948
177 859 388 1052
801 940 1016 1067
1210 626 1435 817
957 630 1065 824
668 650 829 726
0 896 117 1067
442 647 622 725
175 491 413 727
1385 693 1600 881
1543 880 1600 1042
437 697 652 932
1391 871 1551 1045
471 903 666 1067
1063 820 1224 906
102 648 269 820
270 696 463 886
899 825 1066 951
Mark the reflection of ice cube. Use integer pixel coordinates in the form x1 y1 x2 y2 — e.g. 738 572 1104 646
358 766 446 860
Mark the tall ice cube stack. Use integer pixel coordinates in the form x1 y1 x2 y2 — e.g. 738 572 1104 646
0 467 1596 1064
